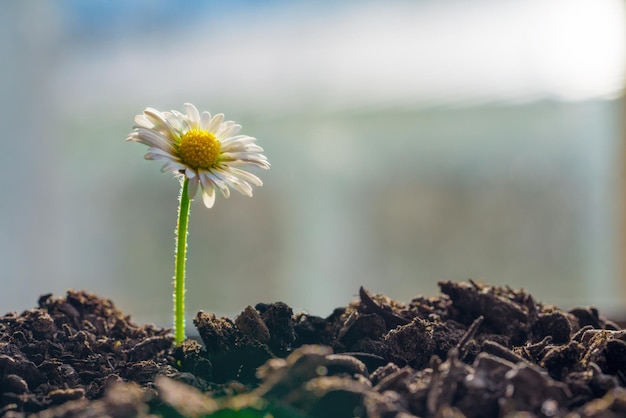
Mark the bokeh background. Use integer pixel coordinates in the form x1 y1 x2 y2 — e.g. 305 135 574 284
1 0 625 330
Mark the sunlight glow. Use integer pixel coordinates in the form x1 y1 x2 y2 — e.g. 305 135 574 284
54 0 626 111
530 0 625 101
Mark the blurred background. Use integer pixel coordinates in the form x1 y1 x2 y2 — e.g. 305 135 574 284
1 0 625 329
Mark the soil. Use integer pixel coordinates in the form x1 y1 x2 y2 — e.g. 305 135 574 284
1 281 625 417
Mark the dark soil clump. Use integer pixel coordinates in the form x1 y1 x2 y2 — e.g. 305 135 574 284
1 281 625 417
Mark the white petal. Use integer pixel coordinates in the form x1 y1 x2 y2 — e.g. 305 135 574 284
220 135 257 148
160 161 186 173
132 128 177 153
168 110 190 132
231 179 254 197
184 103 201 128
242 144 264 153
145 148 178 162
134 114 154 128
208 166 237 182
220 152 269 165
145 146 177 159
200 111 212 130
212 168 252 197
203 171 231 198
144 108 169 129
229 167 263 187
201 185 216 208
226 159 271 169
163 111 186 133
216 122 240 139
144 109 177 139
206 113 224 133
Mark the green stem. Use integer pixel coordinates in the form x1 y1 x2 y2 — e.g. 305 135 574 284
174 177 191 344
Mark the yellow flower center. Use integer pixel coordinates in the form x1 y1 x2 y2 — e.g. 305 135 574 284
178 128 221 170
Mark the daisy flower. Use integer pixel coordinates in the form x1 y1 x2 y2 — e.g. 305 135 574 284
127 103 270 344
127 103 270 208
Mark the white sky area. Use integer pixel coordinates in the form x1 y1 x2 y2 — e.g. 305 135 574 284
53 0 625 113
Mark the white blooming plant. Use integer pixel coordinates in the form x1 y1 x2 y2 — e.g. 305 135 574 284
127 103 269 344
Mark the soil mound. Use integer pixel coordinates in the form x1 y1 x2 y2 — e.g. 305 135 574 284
1 281 624 417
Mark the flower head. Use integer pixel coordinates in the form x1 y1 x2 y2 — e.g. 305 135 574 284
127 103 270 208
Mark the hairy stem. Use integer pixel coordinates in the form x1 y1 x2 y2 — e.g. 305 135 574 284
174 177 191 344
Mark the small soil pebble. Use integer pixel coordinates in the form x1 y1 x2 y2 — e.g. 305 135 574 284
1 282 625 417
